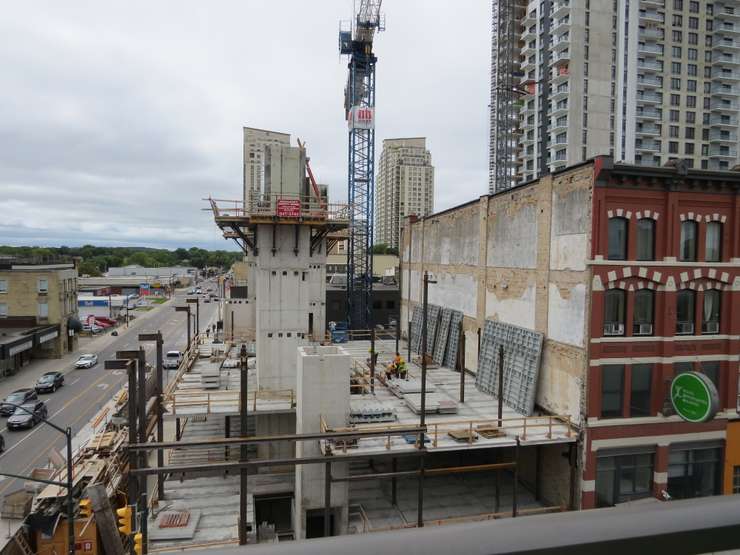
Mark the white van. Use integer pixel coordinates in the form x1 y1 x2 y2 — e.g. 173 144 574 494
163 350 182 369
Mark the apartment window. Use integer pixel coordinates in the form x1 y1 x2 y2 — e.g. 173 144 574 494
687 79 697 92
705 222 722 262
635 218 655 261
672 46 682 57
685 127 695 139
688 48 698 61
676 289 696 334
668 141 678 154
601 365 625 417
38 302 49 319
671 78 681 90
670 110 680 122
670 126 679 138
673 14 683 26
672 62 682 74
670 94 680 106
689 1 699 12
604 289 626 336
668 447 721 499
689 16 698 29
733 467 740 494
673 0 683 9
706 3 713 15
690 32 699 44
672 30 682 41
687 64 697 76
38 278 48 293
702 290 721 334
607 217 628 260
0 279 6 293
634 290 655 336
0 303 7 318
596 451 654 507
631 364 653 417
680 220 698 260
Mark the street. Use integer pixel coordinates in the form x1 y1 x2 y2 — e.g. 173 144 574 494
0 287 219 499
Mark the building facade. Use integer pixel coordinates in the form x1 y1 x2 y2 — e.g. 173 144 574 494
491 0 740 190
402 157 740 510
243 127 291 206
375 138 434 249
0 258 79 376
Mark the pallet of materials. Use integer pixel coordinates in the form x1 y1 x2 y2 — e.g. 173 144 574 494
387 378 436 398
404 393 458 415
349 399 397 424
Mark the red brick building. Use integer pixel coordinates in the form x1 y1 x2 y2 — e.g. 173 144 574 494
584 158 740 508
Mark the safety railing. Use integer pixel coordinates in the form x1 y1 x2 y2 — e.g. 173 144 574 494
168 389 295 415
209 195 350 223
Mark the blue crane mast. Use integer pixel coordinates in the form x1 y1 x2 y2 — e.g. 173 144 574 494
339 0 384 330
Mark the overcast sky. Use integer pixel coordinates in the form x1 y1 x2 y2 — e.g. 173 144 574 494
0 1 490 250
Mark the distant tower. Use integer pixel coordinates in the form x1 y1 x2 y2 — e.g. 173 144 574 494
243 127 291 208
375 138 434 250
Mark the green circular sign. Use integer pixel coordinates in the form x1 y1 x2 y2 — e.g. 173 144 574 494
670 371 719 423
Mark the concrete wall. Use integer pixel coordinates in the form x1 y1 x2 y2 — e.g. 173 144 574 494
294 346 350 538
400 164 594 423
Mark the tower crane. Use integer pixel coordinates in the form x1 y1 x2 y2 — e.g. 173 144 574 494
339 0 385 330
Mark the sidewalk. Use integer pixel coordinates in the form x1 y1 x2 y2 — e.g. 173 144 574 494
0 297 175 401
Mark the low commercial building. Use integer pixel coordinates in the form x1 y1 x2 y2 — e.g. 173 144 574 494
78 276 172 297
0 257 79 376
106 264 197 281
401 156 740 508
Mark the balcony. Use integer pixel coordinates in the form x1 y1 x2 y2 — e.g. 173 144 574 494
712 52 740 65
552 0 570 19
551 17 571 35
709 114 738 126
709 145 738 158
550 50 571 66
711 82 740 96
711 98 740 111
551 85 570 101
551 65 570 83
639 10 665 23
638 43 663 56
635 107 661 119
521 56 537 73
636 140 661 152
639 27 664 40
550 119 568 134
636 91 661 104
637 75 661 88
551 103 569 117
716 22 740 36
715 2 740 21
521 24 537 42
636 123 660 135
709 129 737 142
713 36 740 52
641 0 665 6
638 59 662 72
521 42 536 57
553 35 570 51
522 9 537 27
712 67 740 81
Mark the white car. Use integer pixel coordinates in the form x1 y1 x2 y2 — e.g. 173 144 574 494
75 353 98 369
162 351 182 369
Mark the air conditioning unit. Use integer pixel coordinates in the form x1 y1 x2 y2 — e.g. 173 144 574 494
703 321 720 334
634 323 653 336
676 322 695 334
603 323 625 336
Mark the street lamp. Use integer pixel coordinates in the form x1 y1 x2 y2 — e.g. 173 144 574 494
175 305 191 348
0 403 75 555
186 297 200 337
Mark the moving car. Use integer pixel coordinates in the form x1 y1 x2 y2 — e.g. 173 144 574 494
7 400 47 430
0 389 38 417
162 350 182 369
35 371 65 393
75 353 99 369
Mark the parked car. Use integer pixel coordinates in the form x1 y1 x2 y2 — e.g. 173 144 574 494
162 350 182 369
82 324 102 334
7 400 47 430
75 353 99 369
35 371 65 393
0 389 38 417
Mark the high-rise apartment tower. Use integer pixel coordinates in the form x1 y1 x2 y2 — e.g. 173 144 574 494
375 138 434 250
489 0 740 191
243 127 291 207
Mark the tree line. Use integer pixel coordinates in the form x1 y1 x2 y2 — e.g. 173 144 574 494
0 245 242 277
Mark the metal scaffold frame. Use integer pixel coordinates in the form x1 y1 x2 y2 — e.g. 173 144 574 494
340 0 384 330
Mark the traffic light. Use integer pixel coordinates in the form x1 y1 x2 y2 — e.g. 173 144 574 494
79 498 93 519
116 506 132 535
133 532 143 555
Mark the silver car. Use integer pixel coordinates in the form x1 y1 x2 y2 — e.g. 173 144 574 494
75 353 98 369
7 401 47 430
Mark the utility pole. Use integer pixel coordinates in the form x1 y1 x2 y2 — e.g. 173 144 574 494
238 344 249 545
417 270 436 529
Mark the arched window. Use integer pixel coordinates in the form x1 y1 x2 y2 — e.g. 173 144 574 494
676 289 696 334
679 221 697 261
636 218 655 261
608 217 628 260
633 289 655 336
604 289 626 336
